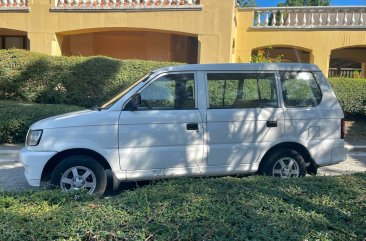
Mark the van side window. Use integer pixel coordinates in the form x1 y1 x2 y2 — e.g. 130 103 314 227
280 71 322 107
207 73 278 109
139 73 195 110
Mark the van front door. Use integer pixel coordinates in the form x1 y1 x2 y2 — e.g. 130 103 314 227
205 72 284 173
118 73 204 179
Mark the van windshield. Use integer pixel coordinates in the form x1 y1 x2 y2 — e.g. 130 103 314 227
100 73 152 109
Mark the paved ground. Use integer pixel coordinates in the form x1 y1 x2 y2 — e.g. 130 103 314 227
0 162 32 191
317 155 366 176
1 150 365 192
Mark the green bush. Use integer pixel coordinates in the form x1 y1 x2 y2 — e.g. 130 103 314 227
329 78 366 118
0 101 83 144
0 49 177 108
1 173 366 240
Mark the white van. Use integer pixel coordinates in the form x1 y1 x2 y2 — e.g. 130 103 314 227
20 63 347 195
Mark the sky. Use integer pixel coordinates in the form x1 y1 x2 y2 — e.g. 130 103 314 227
256 0 366 6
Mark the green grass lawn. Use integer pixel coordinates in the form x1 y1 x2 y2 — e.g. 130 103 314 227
1 174 365 241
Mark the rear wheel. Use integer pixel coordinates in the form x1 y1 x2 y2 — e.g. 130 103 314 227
50 155 107 195
260 148 307 178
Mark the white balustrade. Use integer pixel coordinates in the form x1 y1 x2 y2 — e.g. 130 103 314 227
265 12 269 26
294 11 298 25
286 11 291 25
360 10 364 25
251 6 366 29
319 12 323 25
256 11 261 26
302 11 307 26
310 11 315 25
280 11 284 26
343 10 348 25
326 11 331 25
53 0 200 7
271 10 276 26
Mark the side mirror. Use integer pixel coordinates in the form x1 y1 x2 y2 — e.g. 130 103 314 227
124 93 141 111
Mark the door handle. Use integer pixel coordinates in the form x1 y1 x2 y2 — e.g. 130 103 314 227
266 121 278 128
186 123 199 131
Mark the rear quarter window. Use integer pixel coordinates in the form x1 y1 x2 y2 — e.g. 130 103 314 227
280 71 322 107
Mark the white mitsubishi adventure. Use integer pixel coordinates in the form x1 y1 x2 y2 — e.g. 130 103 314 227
20 63 348 195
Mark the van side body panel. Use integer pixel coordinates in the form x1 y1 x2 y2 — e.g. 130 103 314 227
19 64 348 187
281 72 346 167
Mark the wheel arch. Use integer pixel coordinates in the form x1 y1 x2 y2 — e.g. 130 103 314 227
41 148 112 182
258 142 318 175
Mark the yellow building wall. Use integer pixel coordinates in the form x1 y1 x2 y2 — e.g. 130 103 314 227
0 0 236 64
2 1 366 75
236 9 366 76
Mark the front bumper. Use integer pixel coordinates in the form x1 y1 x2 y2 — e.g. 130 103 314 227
19 148 57 187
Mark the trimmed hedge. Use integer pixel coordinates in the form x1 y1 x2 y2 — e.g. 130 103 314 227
329 78 366 117
1 50 365 116
1 50 365 146
1 173 366 240
0 101 83 144
0 49 177 108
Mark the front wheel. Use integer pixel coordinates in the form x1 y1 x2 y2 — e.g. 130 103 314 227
260 148 307 178
50 155 107 195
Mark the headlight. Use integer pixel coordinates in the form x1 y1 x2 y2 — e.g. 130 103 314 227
26 129 43 146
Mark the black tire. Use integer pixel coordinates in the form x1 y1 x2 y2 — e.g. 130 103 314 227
50 155 107 196
260 148 307 178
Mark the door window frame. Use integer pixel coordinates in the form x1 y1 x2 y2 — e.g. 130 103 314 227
123 71 198 111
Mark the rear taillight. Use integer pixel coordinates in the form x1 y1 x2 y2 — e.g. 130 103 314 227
341 118 345 139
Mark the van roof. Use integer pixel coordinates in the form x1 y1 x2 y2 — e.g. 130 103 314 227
155 63 321 73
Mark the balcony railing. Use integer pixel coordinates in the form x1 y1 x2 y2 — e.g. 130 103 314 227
0 0 29 11
329 68 362 78
52 0 202 11
251 6 366 29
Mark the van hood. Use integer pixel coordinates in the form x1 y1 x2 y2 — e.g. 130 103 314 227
30 109 119 130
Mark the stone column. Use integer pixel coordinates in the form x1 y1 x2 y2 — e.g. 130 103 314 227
28 32 62 56
361 62 366 78
310 48 331 78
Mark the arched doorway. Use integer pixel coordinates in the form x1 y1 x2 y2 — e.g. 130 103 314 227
0 28 28 50
60 30 198 64
330 47 366 78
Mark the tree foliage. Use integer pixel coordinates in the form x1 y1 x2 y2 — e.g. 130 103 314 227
282 0 330 6
249 48 284 63
237 0 256 7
